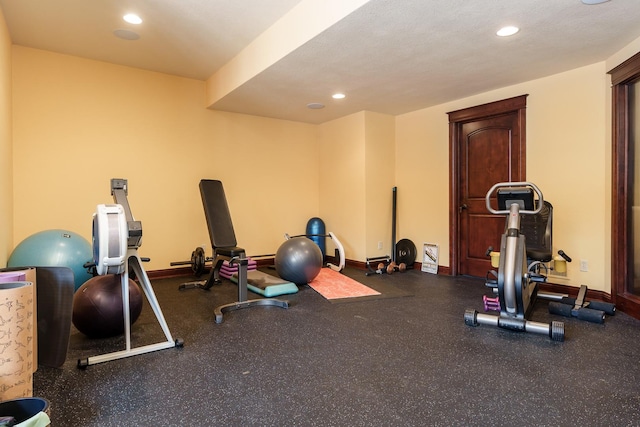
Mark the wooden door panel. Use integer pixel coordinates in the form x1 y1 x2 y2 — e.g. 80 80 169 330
461 117 520 276
449 96 527 278
465 127 512 197
462 215 504 272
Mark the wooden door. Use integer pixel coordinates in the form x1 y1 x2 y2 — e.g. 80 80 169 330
449 95 527 277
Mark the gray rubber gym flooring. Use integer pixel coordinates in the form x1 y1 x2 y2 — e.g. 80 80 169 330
34 267 640 426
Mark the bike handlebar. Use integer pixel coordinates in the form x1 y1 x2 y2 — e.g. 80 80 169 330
485 181 544 216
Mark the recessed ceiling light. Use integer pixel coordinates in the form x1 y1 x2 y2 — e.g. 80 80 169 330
581 0 610 4
332 93 346 99
496 26 519 37
307 103 325 109
123 13 142 24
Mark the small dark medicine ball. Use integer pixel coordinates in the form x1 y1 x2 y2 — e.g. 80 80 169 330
72 274 143 338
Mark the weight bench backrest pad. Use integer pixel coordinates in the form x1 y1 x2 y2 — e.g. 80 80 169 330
199 179 238 249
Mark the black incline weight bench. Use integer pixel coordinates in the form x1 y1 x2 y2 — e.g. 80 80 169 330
179 179 289 323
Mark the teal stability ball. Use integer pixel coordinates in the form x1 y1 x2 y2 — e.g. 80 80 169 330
8 229 93 290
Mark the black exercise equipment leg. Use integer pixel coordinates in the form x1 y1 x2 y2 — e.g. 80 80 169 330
213 256 289 323
544 284 614 323
465 309 565 341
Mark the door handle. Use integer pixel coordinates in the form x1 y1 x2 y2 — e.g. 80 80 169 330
459 204 468 213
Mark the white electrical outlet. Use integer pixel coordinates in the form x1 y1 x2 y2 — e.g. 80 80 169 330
580 259 588 272
378 241 383 250
200 243 207 252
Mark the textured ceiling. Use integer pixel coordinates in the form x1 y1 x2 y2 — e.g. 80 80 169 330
0 0 302 80
2 0 640 124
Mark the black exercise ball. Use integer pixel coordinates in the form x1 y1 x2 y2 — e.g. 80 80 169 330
72 274 143 338
275 237 323 284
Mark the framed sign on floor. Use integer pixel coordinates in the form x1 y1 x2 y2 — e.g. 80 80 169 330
422 243 439 274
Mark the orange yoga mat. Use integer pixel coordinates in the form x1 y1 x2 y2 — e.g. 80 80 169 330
308 268 380 300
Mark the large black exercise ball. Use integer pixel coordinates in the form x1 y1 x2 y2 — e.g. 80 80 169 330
275 237 323 284
72 274 143 338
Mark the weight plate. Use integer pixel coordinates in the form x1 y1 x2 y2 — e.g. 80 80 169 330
396 238 417 266
191 246 206 276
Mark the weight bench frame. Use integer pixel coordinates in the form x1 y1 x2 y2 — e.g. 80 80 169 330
180 179 289 323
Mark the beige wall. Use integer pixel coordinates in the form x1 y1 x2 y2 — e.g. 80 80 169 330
318 111 366 260
396 62 610 291
364 111 395 257
11 46 319 271
0 9 11 266
8 30 640 296
317 110 395 262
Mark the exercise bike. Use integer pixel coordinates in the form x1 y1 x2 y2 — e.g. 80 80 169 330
464 182 615 341
464 182 566 341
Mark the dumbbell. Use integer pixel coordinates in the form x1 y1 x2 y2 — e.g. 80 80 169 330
386 262 396 274
483 295 500 312
386 261 408 274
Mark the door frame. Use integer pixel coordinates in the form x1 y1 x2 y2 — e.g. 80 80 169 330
448 95 528 276
609 51 640 319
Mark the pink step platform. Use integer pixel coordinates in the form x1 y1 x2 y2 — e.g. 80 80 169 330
219 258 257 279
